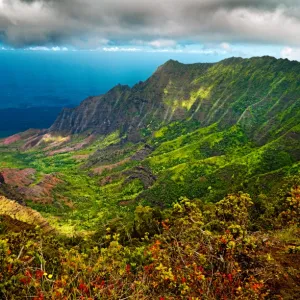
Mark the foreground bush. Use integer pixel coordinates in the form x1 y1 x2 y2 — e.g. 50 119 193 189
0 192 298 299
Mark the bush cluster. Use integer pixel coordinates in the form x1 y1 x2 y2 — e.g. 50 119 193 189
1 188 298 299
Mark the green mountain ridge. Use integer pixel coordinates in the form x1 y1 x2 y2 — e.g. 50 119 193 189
0 56 300 230
50 56 300 145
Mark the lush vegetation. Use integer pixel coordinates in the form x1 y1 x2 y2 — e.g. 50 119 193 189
0 57 299 298
0 189 299 299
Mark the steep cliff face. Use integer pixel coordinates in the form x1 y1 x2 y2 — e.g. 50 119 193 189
50 56 300 144
49 60 212 137
50 84 130 134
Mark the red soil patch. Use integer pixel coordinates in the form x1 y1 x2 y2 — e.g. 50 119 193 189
93 157 130 175
55 195 74 209
20 130 48 150
22 135 44 150
1 168 36 186
99 176 114 186
119 200 135 206
72 154 90 160
43 135 71 151
1 168 63 204
47 135 95 156
0 129 45 150
22 133 70 151
18 174 62 204
0 129 46 148
2 134 21 145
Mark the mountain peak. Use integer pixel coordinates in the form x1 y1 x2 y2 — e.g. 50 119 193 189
155 59 183 73
164 59 180 65
107 83 131 94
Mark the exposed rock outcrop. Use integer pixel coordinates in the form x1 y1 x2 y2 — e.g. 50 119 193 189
130 144 154 161
123 166 156 189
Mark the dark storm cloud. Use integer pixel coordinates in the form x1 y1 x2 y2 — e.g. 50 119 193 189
1 0 300 47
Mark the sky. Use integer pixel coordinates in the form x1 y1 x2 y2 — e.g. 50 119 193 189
0 0 300 60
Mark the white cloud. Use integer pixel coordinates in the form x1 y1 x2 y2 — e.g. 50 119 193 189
281 47 293 56
52 46 68 51
147 48 183 53
102 47 141 52
25 46 69 51
280 46 300 60
220 42 232 52
26 46 50 51
148 39 177 48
